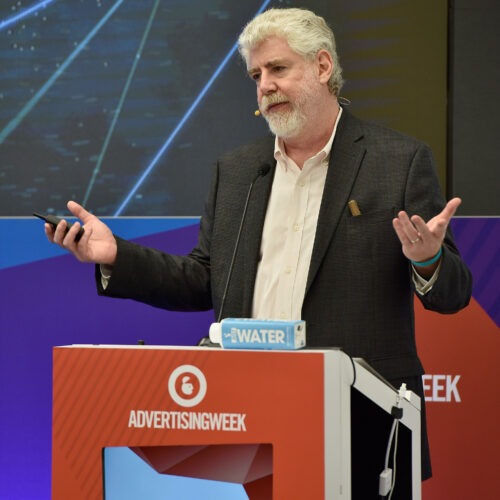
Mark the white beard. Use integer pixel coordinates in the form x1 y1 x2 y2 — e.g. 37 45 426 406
261 68 320 139
265 105 307 138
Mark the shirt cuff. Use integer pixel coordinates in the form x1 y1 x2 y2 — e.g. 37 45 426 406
412 261 441 295
99 264 113 290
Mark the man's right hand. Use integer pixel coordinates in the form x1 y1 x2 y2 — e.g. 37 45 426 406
45 200 117 266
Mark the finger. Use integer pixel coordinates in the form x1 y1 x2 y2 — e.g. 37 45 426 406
70 221 92 251
396 210 417 232
79 223 92 247
44 222 55 242
409 215 431 240
67 200 93 224
52 219 69 245
60 223 85 260
392 217 419 245
440 197 461 222
394 211 420 243
392 218 405 242
63 221 83 246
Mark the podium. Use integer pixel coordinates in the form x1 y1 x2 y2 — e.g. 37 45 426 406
52 345 421 499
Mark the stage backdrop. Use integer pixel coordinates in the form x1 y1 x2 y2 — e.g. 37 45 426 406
1 1 498 499
1 217 498 499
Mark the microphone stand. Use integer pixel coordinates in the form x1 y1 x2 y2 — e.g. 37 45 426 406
197 164 271 347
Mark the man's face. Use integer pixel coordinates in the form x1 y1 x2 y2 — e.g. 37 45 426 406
247 36 323 138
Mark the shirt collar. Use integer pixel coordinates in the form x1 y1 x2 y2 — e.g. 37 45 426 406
273 106 343 170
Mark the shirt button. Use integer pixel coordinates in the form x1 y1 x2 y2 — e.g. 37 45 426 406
293 224 300 232
280 312 286 319
284 266 292 274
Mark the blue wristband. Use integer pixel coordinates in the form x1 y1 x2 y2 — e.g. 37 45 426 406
411 247 443 267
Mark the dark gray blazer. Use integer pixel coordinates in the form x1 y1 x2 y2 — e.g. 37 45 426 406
99 108 472 382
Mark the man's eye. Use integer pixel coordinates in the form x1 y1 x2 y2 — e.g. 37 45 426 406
251 73 261 82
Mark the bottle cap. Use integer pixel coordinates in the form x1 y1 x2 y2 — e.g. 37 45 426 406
209 322 222 344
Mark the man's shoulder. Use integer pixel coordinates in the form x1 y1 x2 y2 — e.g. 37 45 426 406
341 106 425 148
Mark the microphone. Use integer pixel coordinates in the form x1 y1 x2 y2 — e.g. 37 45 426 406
218 163 270 322
197 163 271 346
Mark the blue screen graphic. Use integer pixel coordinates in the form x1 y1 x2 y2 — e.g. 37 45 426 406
103 447 249 500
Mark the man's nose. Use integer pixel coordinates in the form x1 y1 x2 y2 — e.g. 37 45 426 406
258 72 277 95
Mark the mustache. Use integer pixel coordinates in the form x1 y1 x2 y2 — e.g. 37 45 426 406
261 93 289 111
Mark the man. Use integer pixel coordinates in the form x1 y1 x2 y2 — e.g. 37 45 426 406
46 8 472 497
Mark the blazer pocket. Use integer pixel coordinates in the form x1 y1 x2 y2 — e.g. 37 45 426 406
345 207 397 258
347 207 395 225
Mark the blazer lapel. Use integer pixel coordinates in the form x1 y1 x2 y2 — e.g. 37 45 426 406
306 109 366 293
241 154 277 315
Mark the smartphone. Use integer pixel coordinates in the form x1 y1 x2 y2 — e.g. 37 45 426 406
33 212 84 242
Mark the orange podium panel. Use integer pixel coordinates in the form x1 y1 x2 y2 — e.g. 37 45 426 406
52 345 421 499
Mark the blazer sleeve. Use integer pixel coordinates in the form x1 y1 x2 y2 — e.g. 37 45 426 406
95 165 220 312
404 144 472 313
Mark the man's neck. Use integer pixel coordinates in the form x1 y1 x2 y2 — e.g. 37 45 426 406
281 98 340 169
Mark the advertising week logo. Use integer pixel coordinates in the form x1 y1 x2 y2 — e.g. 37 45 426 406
128 364 246 432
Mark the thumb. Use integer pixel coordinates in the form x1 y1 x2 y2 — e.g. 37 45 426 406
67 200 92 223
442 197 461 220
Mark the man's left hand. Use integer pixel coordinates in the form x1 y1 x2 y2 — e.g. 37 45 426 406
392 197 461 265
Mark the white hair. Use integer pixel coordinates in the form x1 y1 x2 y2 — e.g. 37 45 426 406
238 8 344 96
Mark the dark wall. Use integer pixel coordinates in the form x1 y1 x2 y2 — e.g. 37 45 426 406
449 0 499 215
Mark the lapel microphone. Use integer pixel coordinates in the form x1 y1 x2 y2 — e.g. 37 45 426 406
197 163 272 347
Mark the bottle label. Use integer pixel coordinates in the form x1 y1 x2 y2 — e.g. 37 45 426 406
218 318 306 350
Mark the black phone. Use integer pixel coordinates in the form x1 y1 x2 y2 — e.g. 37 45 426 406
33 212 84 242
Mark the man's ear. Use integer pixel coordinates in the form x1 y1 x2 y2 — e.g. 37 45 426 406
316 49 333 85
